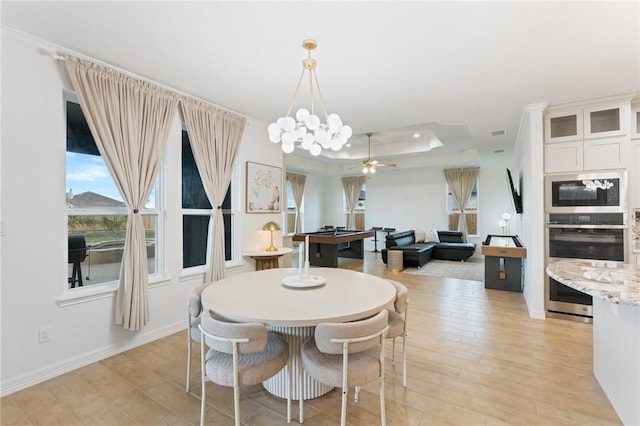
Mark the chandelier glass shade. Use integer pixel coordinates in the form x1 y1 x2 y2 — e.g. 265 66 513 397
268 39 352 156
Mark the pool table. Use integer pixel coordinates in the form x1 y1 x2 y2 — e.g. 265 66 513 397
292 229 375 267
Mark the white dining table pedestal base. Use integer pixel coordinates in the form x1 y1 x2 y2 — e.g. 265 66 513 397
263 325 332 400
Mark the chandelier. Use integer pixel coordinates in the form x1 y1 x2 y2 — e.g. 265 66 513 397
268 39 352 156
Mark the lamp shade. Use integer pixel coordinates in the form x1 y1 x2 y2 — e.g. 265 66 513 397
263 221 280 252
262 221 281 232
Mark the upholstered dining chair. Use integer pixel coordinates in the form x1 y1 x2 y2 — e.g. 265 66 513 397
387 279 409 387
354 280 409 403
198 309 291 426
186 283 210 393
300 310 389 426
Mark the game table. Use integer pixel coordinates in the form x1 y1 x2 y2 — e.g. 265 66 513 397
292 229 375 267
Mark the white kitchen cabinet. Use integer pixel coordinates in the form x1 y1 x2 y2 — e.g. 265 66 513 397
584 103 629 139
545 109 583 143
544 141 583 173
583 137 628 170
631 102 640 139
544 95 635 173
545 102 629 144
632 140 640 207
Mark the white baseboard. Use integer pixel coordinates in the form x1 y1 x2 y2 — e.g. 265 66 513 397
0 321 186 397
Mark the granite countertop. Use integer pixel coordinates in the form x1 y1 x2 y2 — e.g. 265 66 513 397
546 259 640 306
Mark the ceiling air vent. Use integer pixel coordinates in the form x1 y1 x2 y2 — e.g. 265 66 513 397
490 129 506 136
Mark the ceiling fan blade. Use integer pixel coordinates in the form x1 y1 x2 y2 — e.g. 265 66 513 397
375 163 396 168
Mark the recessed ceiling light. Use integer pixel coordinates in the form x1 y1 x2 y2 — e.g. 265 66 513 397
413 133 420 138
345 143 351 147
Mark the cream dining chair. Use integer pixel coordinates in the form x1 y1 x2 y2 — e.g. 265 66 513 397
186 283 210 393
386 279 409 387
198 309 292 426
354 279 409 404
300 310 389 426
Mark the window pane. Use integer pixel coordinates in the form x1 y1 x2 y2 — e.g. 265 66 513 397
66 100 155 208
182 129 233 268
223 213 232 261
67 214 157 288
183 215 210 268
182 131 212 209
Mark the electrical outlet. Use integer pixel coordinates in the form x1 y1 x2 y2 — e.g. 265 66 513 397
39 326 51 343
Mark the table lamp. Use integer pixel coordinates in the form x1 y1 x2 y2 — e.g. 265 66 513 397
262 221 281 252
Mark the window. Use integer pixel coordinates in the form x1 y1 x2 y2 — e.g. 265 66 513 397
284 179 299 234
65 93 161 289
181 130 233 270
447 180 478 235
344 183 366 230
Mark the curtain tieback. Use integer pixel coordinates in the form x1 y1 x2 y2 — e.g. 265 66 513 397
133 209 139 213
217 205 222 209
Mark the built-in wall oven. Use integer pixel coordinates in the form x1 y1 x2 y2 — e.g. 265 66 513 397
545 212 627 322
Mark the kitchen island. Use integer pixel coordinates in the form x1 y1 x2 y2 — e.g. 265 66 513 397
546 259 640 426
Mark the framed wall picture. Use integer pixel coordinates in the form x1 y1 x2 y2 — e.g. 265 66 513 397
246 161 282 213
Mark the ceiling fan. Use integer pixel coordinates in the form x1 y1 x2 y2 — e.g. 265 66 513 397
362 132 396 174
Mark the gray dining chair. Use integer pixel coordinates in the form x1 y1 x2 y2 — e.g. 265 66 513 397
387 279 409 387
300 310 389 426
186 283 210 393
198 309 291 426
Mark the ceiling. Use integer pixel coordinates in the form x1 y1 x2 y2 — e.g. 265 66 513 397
2 1 639 171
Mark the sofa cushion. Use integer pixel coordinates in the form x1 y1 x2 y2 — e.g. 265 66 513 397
389 243 435 252
437 230 465 243
433 242 476 261
414 229 426 243
424 229 440 243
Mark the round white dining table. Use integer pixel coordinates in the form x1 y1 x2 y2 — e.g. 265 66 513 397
200 267 396 400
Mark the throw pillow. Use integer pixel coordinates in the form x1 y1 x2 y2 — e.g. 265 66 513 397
424 229 440 243
414 229 425 243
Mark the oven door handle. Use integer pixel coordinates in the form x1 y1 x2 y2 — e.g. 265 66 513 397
546 224 627 229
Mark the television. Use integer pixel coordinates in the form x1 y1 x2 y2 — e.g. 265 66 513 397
506 168 523 214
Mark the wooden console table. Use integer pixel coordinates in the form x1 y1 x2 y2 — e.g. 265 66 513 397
243 247 293 270
481 235 526 292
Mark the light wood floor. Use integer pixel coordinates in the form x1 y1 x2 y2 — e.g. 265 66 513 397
1 252 621 425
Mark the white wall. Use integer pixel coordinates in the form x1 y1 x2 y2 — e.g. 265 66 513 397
0 29 284 396
358 166 513 251
513 103 549 319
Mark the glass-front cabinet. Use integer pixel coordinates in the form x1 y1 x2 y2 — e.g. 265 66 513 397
545 110 583 143
545 102 629 143
583 103 629 139
631 101 640 139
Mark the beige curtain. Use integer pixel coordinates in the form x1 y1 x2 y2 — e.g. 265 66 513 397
286 172 306 233
341 176 366 229
443 167 479 242
180 97 245 282
65 56 179 330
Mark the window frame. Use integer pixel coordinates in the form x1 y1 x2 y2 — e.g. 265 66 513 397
284 177 302 236
180 129 241 277
59 91 166 306
344 182 366 230
446 179 479 236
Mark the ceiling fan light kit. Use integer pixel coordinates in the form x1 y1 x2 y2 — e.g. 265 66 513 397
268 39 352 156
362 132 395 174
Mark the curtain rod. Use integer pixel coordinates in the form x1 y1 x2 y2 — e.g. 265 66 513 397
46 48 252 123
